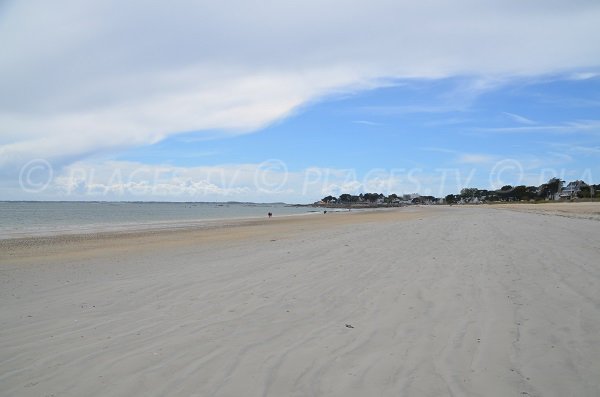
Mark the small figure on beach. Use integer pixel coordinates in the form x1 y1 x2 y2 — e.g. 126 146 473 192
268 212 272 218
324 210 327 214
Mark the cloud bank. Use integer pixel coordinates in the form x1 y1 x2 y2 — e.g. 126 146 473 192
1 0 600 172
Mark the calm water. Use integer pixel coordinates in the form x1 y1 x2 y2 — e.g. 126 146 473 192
0 201 319 238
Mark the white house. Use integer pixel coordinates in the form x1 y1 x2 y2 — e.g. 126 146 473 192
560 180 587 199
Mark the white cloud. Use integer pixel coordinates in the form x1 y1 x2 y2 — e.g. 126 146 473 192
3 159 493 201
49 160 292 201
422 148 497 165
568 146 600 155
457 154 496 164
1 0 600 174
475 120 600 134
4 153 595 202
568 72 600 80
352 120 384 126
502 112 537 125
359 104 464 115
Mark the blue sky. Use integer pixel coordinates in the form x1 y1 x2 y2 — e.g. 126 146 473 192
118 75 600 172
1 1 599 202
111 75 600 199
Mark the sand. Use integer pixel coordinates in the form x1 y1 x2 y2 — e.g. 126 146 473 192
495 201 600 221
1 205 599 396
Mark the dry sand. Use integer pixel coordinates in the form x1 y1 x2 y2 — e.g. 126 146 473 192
495 201 600 221
1 205 599 396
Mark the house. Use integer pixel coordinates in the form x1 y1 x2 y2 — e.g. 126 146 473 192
560 180 587 199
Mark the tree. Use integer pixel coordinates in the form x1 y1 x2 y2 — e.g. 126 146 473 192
577 183 599 199
460 188 478 199
496 185 515 201
578 186 591 198
363 192 381 202
339 194 352 203
539 178 563 200
322 195 336 203
445 194 458 204
526 186 538 200
512 185 529 201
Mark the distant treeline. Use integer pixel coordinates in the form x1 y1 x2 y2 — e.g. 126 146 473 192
320 192 425 205
446 178 599 204
320 178 600 205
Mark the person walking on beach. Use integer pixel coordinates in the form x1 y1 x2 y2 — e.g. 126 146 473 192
268 212 272 218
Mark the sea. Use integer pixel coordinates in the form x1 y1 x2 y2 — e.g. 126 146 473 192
0 201 320 238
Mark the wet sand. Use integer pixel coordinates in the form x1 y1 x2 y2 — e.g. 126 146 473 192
1 205 599 396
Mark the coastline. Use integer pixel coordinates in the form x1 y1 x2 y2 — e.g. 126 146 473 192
0 201 322 240
0 207 422 263
3 202 599 262
0 209 318 241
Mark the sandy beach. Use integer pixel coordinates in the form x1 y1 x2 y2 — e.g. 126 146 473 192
495 201 600 221
1 205 599 396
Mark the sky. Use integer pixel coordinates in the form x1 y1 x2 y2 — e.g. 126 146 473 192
1 0 599 202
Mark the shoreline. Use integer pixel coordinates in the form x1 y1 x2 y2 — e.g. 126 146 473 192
0 210 320 241
0 207 423 263
3 202 599 259
0 206 394 241
0 201 323 241
4 201 597 241
0 205 381 241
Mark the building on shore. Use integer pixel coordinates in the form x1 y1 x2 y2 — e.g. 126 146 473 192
560 180 587 199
